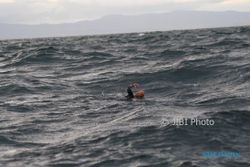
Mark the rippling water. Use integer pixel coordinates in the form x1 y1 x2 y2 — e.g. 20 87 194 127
1 26 250 167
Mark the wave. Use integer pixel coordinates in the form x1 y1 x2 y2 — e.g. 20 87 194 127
1 26 250 167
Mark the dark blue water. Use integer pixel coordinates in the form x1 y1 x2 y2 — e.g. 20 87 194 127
1 26 250 167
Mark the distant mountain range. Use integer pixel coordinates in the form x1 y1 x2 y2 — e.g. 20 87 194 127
1 11 250 39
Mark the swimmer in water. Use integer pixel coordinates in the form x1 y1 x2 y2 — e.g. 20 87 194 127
126 83 144 99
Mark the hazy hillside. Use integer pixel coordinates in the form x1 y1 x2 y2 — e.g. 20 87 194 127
1 11 250 39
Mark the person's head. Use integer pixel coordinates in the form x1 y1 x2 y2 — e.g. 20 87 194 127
131 83 140 88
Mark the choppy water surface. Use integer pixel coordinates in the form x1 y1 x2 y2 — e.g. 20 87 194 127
1 26 250 167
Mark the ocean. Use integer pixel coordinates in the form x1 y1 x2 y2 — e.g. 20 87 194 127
0 26 250 167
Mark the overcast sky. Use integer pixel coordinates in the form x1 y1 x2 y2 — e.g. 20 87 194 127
0 0 250 24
